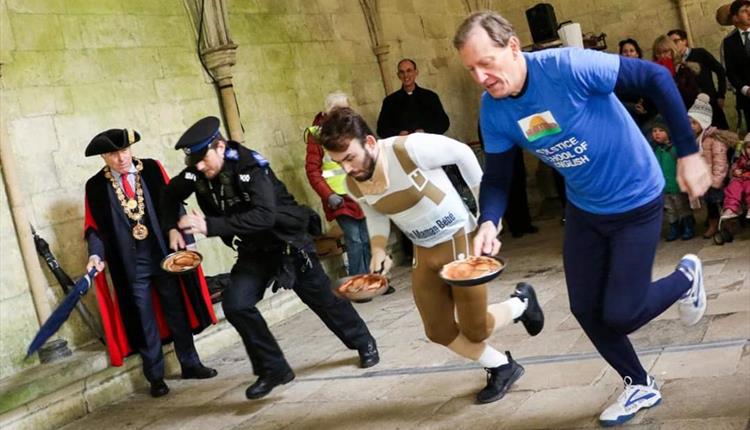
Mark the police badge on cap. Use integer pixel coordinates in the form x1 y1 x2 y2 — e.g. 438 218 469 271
175 116 222 165
85 128 141 156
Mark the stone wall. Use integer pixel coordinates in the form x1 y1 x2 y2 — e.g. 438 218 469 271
0 172 41 378
0 0 736 380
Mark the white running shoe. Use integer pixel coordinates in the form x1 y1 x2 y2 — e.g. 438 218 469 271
676 254 706 326
599 376 661 427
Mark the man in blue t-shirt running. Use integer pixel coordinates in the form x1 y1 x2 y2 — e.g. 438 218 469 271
453 11 712 426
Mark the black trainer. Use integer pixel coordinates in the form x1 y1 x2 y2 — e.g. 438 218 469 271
245 370 295 399
511 282 544 336
476 351 525 404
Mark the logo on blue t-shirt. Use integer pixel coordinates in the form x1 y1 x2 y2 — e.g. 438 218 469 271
518 111 562 142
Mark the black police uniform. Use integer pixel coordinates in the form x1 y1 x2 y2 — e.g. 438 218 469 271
161 140 376 387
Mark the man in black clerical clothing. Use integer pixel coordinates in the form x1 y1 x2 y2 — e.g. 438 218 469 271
161 117 379 400
376 58 450 138
84 128 217 398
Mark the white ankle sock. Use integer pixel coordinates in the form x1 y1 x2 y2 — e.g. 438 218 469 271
487 302 512 328
487 297 527 330
446 333 486 360
507 297 527 319
477 345 508 368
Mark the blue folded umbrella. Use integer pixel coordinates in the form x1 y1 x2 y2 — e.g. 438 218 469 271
27 268 99 358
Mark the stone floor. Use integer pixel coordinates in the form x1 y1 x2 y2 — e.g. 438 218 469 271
59 219 750 430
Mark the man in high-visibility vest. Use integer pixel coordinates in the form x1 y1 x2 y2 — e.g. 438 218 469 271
305 92 386 279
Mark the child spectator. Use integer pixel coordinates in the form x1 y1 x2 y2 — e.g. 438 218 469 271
722 133 750 220
688 93 733 238
649 117 695 240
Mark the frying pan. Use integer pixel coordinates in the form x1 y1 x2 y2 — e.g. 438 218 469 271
439 256 506 287
332 274 389 301
160 250 203 273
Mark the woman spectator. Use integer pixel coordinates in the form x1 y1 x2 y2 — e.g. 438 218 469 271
616 38 657 128
652 35 701 109
619 38 642 58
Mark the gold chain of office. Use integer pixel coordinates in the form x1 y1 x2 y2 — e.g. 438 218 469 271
103 158 149 240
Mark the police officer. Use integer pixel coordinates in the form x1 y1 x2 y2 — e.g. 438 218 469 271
161 117 379 400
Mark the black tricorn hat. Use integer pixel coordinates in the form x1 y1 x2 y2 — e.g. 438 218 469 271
175 116 222 165
85 128 141 156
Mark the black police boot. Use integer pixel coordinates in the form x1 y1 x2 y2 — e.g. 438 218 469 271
182 364 218 379
476 352 524 404
245 370 295 400
510 282 544 336
358 338 380 369
150 379 170 398
383 285 396 295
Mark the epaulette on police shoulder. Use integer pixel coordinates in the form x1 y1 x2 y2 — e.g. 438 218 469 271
250 150 270 167
225 147 240 161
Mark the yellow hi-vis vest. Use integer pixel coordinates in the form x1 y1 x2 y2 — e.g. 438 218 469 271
305 125 347 195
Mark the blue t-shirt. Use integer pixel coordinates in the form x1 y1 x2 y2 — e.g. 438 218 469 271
480 48 664 215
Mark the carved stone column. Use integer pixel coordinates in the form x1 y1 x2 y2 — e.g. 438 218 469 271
202 45 243 143
675 0 695 46
359 0 392 96
184 0 244 142
372 44 393 95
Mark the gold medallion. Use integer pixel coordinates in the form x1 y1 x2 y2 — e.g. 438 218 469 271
126 199 137 210
132 223 149 240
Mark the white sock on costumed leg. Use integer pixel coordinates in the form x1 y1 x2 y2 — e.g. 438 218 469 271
507 296 528 319
446 333 485 360
445 334 508 368
487 297 527 330
477 345 508 368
